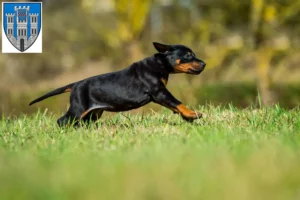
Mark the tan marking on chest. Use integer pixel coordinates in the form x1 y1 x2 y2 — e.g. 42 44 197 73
161 78 168 86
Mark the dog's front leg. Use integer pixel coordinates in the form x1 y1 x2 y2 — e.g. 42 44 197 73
151 88 202 121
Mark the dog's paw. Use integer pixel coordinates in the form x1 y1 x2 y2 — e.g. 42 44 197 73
182 111 202 122
195 111 202 119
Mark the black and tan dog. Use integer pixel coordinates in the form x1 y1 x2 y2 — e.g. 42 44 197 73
29 42 206 126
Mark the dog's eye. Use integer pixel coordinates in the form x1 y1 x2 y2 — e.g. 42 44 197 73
184 54 192 59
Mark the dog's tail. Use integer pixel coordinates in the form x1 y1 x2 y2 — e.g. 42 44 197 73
29 83 75 106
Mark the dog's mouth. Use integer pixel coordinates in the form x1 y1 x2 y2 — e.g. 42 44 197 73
173 62 205 74
188 68 203 75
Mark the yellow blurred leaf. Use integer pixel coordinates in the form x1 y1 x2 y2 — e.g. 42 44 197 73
118 22 132 41
114 0 151 42
252 0 264 11
264 5 276 23
81 0 97 11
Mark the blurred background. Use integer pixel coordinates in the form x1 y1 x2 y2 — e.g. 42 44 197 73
1 0 299 116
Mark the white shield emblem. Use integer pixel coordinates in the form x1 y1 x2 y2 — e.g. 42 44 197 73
2 2 42 53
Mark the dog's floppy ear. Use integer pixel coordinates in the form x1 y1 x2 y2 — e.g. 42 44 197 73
153 42 172 53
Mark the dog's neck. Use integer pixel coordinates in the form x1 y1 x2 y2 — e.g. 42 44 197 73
129 53 172 77
143 53 172 74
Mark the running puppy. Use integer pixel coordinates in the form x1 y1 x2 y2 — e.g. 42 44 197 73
29 42 206 126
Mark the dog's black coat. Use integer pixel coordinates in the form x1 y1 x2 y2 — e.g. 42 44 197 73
29 42 206 126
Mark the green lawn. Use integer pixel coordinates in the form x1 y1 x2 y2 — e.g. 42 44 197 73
0 105 300 200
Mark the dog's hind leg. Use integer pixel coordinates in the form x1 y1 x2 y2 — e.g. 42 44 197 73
81 109 104 125
57 106 85 127
57 112 79 127
57 115 72 127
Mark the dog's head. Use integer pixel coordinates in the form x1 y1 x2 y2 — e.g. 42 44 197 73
153 42 206 75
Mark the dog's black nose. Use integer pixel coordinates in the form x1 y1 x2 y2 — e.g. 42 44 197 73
200 61 206 68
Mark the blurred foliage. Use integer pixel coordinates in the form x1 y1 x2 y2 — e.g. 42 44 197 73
0 0 299 115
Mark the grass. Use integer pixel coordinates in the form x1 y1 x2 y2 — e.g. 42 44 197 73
0 105 300 200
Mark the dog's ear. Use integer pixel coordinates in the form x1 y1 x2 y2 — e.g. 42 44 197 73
153 42 172 53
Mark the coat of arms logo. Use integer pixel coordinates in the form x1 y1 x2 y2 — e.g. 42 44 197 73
2 2 42 53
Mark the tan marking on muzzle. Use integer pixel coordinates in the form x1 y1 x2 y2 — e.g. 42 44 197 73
173 61 201 73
